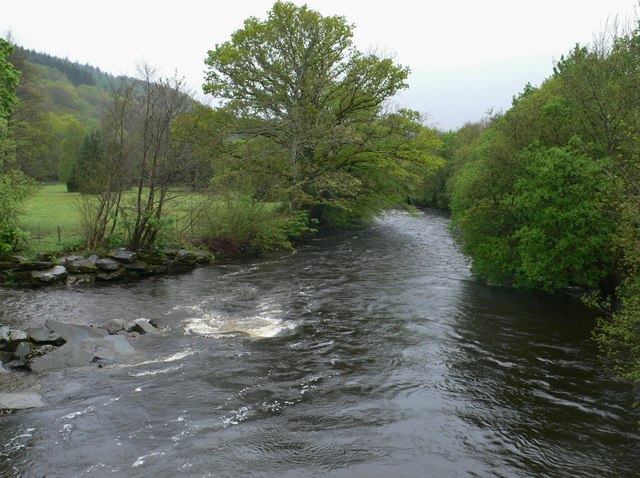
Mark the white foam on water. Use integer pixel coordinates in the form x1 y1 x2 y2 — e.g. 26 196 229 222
106 349 196 372
3 428 35 452
62 406 94 420
184 314 294 338
133 350 196 366
132 451 165 468
182 299 295 339
128 365 182 377
220 406 252 427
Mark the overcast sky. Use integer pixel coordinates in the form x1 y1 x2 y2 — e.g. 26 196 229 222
2 0 638 130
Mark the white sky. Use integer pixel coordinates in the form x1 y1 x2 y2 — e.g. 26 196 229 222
2 0 638 130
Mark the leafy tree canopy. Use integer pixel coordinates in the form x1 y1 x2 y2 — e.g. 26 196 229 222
0 39 33 254
0 39 19 118
203 2 437 226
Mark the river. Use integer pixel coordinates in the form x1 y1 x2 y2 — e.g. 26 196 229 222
0 210 638 477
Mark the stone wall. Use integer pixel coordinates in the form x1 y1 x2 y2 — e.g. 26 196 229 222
0 248 213 287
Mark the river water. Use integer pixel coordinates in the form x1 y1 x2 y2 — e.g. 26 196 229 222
0 210 638 477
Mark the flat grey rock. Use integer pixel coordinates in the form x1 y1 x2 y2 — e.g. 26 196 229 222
15 261 54 271
13 342 32 362
107 250 137 264
31 265 67 283
0 392 45 409
1 326 28 345
132 318 157 335
27 342 94 372
46 320 107 341
85 335 137 361
57 255 85 266
175 249 197 261
95 258 121 271
27 326 65 345
123 260 149 271
66 259 98 274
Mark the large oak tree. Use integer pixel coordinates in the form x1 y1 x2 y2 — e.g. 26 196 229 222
204 2 439 225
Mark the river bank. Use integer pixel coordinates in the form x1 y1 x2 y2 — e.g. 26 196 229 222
0 248 213 287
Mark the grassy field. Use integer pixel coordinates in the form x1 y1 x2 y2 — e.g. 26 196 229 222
18 184 212 254
19 183 84 253
18 184 290 255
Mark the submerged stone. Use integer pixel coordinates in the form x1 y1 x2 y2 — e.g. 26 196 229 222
0 392 45 410
139 264 168 275
66 274 96 286
96 269 127 281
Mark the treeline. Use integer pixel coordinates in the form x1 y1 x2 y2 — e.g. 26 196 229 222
421 24 640 381
20 48 98 87
7 46 127 182
1 2 443 257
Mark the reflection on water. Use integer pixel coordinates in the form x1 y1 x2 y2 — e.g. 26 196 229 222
450 284 640 477
0 210 638 477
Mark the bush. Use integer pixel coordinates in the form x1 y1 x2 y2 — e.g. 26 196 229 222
200 195 316 255
0 165 34 254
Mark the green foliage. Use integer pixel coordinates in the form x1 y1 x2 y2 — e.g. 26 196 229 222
443 22 640 381
418 120 491 210
594 276 640 382
449 67 617 291
0 39 20 117
0 40 34 254
512 146 615 290
20 48 97 87
0 160 33 254
75 130 105 192
201 195 315 254
203 2 438 227
7 45 120 182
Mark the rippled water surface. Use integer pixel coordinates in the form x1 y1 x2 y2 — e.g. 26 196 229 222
1 211 639 477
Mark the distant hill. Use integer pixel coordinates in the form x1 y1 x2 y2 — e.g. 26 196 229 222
8 46 134 181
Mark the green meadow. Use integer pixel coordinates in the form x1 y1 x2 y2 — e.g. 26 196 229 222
20 184 84 253
18 184 210 254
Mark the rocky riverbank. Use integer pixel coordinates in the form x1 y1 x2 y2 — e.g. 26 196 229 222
0 318 160 411
0 248 213 287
